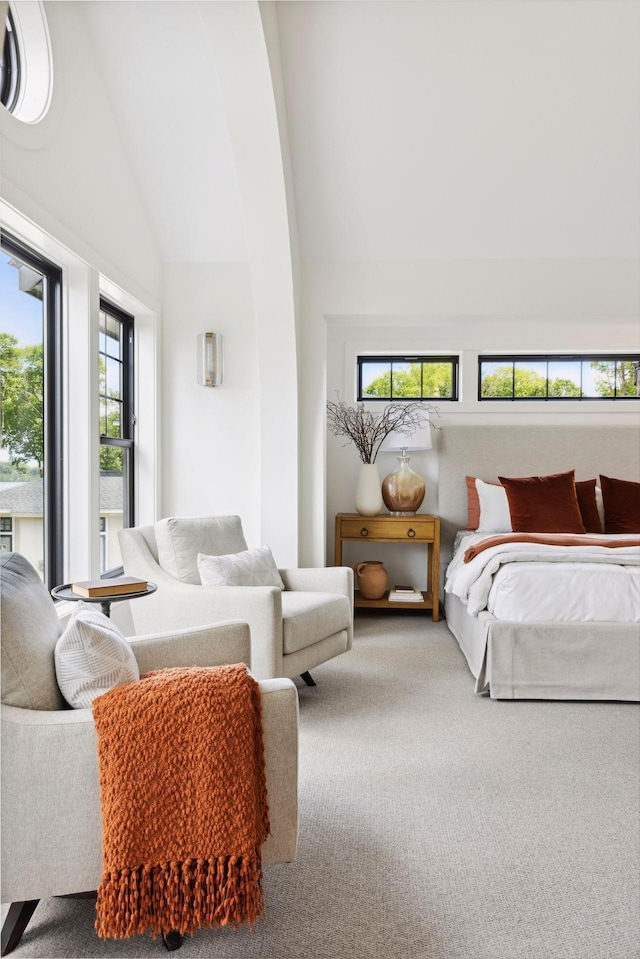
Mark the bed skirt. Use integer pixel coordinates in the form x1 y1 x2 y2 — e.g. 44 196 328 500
444 592 640 702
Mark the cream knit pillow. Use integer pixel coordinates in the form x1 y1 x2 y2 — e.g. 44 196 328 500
197 546 285 589
55 602 139 708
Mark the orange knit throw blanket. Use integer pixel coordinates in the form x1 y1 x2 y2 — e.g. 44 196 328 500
92 664 270 940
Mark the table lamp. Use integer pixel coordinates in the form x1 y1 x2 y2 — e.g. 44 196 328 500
379 426 432 515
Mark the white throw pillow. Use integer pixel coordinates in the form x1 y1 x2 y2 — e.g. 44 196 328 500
595 485 605 531
55 602 139 708
197 546 285 589
475 478 513 533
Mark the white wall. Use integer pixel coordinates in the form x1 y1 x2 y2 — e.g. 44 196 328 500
160 263 263 545
200 1 299 566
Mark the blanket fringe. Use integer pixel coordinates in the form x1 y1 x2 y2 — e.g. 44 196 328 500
95 854 264 939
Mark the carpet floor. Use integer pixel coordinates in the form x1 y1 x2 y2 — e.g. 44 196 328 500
4 613 639 959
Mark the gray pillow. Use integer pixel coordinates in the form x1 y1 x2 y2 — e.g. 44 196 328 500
55 602 140 708
1 552 65 710
155 515 248 584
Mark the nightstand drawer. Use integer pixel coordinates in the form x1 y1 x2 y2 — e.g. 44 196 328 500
339 517 435 541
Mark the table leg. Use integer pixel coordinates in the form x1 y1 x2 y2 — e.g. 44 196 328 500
100 601 112 618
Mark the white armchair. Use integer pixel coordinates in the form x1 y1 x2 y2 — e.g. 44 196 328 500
1 552 298 956
118 516 354 684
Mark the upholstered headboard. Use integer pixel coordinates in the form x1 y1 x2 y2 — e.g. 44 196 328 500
436 424 640 568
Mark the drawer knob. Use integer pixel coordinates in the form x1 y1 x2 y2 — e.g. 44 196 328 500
360 528 369 537
407 528 416 538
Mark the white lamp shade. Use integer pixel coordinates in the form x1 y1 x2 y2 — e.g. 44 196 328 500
379 425 432 452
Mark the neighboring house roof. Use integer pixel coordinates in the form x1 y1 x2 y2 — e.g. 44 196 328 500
0 480 44 513
99 476 124 511
0 477 123 514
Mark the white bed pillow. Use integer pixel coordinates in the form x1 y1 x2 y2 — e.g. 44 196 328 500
595 485 604 531
55 602 139 708
475 478 513 533
197 545 285 589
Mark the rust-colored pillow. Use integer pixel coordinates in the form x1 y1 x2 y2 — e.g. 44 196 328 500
575 479 603 534
465 476 501 529
497 469 585 533
600 475 640 533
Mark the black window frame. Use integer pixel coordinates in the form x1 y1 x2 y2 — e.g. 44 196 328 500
478 354 640 401
1 231 63 589
357 354 459 402
99 298 134 577
0 7 21 115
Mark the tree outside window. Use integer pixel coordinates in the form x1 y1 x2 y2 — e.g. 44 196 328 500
359 357 458 401
479 357 640 400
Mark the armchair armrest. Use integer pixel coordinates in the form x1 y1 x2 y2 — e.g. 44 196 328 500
258 679 299 865
126 578 285 680
1 704 103 901
279 566 354 602
129 621 251 672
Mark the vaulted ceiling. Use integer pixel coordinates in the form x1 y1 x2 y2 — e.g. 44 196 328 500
81 1 640 265
81 0 247 262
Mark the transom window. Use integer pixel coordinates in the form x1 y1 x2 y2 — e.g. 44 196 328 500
478 355 640 401
358 355 458 402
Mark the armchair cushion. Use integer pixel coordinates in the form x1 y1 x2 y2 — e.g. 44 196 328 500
155 515 247 584
198 545 285 590
1 552 65 711
55 602 140 708
281 592 351 655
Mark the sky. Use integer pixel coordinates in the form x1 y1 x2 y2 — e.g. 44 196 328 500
0 251 43 347
0 251 44 468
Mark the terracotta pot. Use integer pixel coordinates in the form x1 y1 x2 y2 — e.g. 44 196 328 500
355 561 389 600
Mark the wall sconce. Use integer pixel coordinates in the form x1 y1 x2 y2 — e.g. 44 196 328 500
197 332 223 387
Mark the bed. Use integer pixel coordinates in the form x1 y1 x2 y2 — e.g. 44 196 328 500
437 424 640 701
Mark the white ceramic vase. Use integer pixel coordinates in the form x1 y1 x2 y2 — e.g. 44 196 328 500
355 462 383 516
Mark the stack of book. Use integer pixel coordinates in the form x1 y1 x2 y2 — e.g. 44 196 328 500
71 576 149 598
388 585 424 602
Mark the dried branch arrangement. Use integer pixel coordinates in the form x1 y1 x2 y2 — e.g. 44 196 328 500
326 398 439 464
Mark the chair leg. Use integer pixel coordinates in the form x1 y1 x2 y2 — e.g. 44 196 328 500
163 930 184 951
1 901 39 956
300 671 316 687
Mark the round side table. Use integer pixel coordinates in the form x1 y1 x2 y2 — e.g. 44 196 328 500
51 582 157 618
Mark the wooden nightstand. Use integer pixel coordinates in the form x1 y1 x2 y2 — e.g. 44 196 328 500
334 513 440 620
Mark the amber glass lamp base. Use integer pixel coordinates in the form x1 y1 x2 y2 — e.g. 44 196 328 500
382 455 425 515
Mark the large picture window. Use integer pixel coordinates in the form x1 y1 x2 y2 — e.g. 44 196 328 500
358 355 458 402
0 231 62 587
99 298 134 575
479 355 640 401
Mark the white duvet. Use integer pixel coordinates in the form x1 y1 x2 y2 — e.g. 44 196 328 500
445 532 640 622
